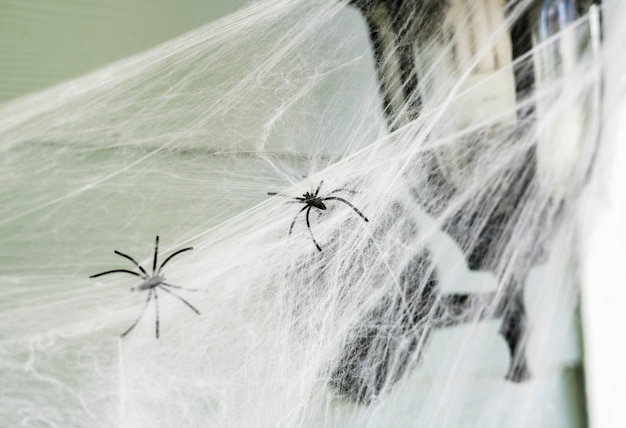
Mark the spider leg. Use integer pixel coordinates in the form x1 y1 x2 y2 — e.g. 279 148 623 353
328 188 357 195
322 197 369 222
305 207 322 252
154 289 160 339
152 236 160 275
289 205 308 235
121 289 153 338
157 247 193 274
268 192 305 202
158 286 201 315
114 251 148 278
314 180 324 196
90 269 143 279
162 282 203 292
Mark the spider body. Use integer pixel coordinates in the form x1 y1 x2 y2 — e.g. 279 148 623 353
135 274 166 291
302 192 327 210
90 236 200 339
268 180 368 251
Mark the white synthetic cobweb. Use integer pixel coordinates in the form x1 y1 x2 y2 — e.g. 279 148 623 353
0 0 622 426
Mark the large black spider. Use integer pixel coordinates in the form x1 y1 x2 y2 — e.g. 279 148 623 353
268 180 369 251
90 236 200 339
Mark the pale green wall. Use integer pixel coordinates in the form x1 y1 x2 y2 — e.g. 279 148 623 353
0 0 247 102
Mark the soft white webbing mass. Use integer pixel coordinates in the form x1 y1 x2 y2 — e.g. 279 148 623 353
0 0 622 427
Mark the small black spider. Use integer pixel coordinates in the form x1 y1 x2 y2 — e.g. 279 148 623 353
90 236 200 339
268 180 369 251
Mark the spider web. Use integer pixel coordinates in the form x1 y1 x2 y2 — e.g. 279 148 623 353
0 0 622 426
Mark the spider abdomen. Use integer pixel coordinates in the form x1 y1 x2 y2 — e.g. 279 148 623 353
312 200 326 210
137 275 165 290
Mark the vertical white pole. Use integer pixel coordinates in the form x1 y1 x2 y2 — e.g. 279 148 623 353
580 4 626 427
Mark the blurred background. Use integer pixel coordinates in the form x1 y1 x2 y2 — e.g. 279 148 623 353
0 0 247 103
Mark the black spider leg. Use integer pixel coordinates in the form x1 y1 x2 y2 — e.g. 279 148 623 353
305 207 322 252
289 205 321 251
328 188 358 195
113 250 149 278
321 197 369 222
314 180 324 196
162 282 203 292
90 269 144 279
152 235 160 275
121 288 153 338
288 205 309 235
157 247 194 275
158 285 201 315
268 192 305 204
154 288 160 339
